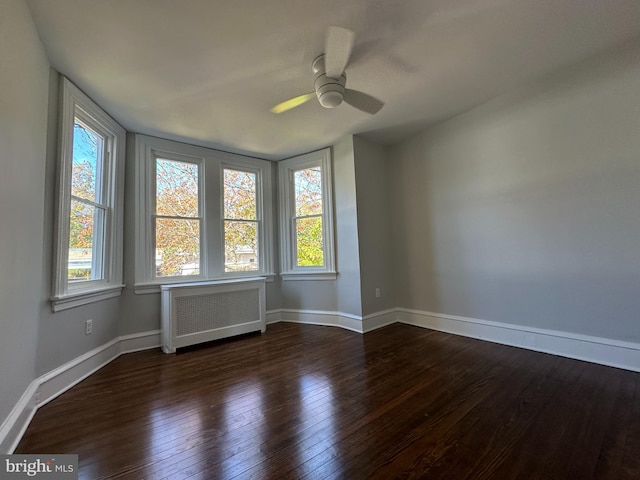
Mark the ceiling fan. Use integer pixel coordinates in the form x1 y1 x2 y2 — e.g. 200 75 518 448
271 26 384 115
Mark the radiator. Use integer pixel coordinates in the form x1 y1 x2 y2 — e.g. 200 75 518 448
160 277 266 353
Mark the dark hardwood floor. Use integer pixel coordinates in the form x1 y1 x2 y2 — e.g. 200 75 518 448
16 322 640 479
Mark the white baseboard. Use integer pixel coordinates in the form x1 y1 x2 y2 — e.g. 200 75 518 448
0 383 38 456
273 307 640 372
279 309 365 333
120 330 162 354
274 308 398 334
0 330 160 454
362 309 398 332
397 308 640 373
265 309 281 325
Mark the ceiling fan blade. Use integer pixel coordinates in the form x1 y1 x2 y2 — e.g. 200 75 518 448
270 93 316 114
325 26 355 79
343 89 384 114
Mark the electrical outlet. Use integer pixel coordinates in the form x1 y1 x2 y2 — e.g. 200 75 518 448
375 288 381 298
85 319 93 335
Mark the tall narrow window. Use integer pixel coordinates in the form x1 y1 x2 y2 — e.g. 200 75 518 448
224 168 259 272
293 167 323 267
279 148 335 280
154 158 201 277
52 77 125 311
68 121 106 281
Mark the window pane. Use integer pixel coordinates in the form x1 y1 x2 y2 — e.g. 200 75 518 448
68 199 104 281
155 218 200 277
294 168 322 217
224 221 258 272
296 216 323 267
224 169 256 220
156 159 199 217
72 121 104 202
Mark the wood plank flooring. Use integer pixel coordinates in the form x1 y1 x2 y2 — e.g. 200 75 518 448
16 322 640 479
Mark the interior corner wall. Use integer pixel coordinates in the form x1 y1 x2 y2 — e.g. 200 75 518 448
333 136 363 317
118 133 159 335
389 40 640 342
353 136 395 316
0 0 49 435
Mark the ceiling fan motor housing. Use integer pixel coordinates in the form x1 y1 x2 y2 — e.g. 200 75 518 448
313 55 346 108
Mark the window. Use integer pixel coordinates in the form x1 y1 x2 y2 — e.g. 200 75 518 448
52 78 125 311
135 136 273 292
155 157 201 277
224 168 259 273
279 148 336 280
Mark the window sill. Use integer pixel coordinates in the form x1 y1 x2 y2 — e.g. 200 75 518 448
50 284 125 312
280 272 337 281
134 274 276 294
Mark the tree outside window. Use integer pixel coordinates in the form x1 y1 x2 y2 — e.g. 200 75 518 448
154 159 200 277
224 168 259 272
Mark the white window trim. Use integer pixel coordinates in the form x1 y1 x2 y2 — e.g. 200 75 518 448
134 135 274 293
51 78 125 311
147 148 207 285
278 148 336 280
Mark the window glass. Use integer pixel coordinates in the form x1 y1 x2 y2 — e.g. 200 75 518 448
293 168 324 267
224 168 258 272
294 168 322 217
71 121 102 202
155 218 200 277
156 159 199 217
295 216 323 266
68 200 104 280
154 158 200 277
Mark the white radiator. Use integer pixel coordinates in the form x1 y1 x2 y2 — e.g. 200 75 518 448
160 277 266 353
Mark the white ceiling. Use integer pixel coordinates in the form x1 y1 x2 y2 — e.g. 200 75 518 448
27 0 640 160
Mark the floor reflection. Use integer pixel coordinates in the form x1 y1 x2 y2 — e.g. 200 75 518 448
145 379 267 478
217 380 265 479
148 397 204 476
295 373 338 476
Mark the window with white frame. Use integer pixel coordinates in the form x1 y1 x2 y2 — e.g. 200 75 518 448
135 135 273 292
279 148 336 280
52 78 126 311
154 156 202 277
223 168 260 273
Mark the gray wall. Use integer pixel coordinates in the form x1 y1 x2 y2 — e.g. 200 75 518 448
389 40 640 342
119 133 158 335
280 136 363 316
333 136 363 317
0 0 49 428
353 137 395 315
